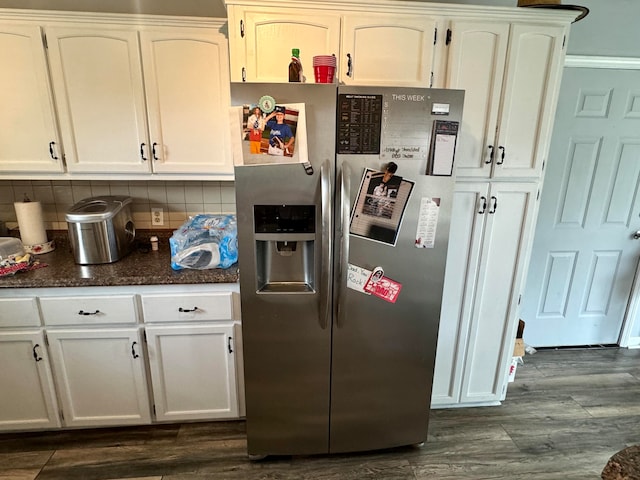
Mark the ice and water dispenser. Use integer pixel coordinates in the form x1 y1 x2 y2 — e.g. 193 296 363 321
254 205 316 293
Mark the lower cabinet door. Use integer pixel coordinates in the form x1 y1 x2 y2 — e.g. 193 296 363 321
46 328 151 427
0 330 60 431
460 182 538 403
145 324 238 421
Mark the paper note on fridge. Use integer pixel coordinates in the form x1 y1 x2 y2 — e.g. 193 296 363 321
429 120 459 176
347 263 372 294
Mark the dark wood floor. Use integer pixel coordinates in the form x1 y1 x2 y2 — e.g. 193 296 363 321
2 347 640 480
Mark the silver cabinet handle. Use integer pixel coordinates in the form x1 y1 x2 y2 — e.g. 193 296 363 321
336 163 351 328
320 160 332 330
632 231 640 240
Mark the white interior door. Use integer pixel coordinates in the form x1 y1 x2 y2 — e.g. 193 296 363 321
521 67 640 347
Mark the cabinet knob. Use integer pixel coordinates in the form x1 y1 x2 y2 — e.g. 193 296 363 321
131 341 140 359
346 53 353 77
140 143 148 162
78 310 100 316
152 142 159 161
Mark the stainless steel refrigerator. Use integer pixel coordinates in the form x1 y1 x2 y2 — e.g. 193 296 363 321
232 83 464 457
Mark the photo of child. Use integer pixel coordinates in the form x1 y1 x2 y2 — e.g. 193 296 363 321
241 104 299 158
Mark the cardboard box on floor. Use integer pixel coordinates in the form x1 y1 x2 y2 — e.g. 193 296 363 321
508 319 526 382
513 319 525 357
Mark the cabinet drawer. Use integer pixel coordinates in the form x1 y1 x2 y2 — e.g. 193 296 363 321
0 298 41 328
40 295 138 326
141 292 233 323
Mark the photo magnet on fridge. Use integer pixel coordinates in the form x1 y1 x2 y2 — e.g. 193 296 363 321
229 101 309 166
349 166 414 246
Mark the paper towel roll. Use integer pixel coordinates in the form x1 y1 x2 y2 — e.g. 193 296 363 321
14 201 48 246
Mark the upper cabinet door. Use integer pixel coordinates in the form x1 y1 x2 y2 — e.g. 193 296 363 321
235 10 340 83
0 24 64 173
446 21 509 178
46 26 151 174
447 22 565 180
495 24 565 179
341 14 437 86
140 28 233 175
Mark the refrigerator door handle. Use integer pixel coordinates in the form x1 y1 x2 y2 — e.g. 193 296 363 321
336 162 351 328
320 159 333 330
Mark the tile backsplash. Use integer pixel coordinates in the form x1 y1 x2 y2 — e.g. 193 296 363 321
0 180 236 231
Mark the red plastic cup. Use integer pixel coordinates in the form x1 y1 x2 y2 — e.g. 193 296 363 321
314 65 335 83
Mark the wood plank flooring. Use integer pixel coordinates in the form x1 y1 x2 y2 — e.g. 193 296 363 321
2 347 640 480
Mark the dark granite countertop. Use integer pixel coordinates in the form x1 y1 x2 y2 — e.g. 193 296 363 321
0 231 239 289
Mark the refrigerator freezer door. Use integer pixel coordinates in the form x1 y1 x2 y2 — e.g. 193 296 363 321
232 83 338 455
330 87 464 453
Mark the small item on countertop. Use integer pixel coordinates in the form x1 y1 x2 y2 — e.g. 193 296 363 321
0 237 46 276
150 236 159 251
169 214 238 270
14 195 54 252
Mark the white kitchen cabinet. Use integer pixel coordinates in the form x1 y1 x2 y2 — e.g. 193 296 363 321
225 3 442 86
0 23 64 173
145 324 238 421
46 327 151 427
141 291 240 422
226 8 340 83
39 293 150 427
139 28 232 175
446 21 566 180
340 13 438 87
45 22 232 175
46 26 149 174
0 330 61 431
433 182 538 406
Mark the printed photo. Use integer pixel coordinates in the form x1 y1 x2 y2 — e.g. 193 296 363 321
230 103 308 166
350 166 415 246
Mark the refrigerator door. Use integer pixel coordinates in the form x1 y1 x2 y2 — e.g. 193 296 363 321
232 84 337 455
330 86 464 453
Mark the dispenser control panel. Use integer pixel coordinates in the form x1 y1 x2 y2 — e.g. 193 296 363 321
254 205 315 234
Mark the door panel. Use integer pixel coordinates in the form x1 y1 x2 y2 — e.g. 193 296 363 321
522 68 640 346
446 21 508 177
140 29 232 174
495 24 564 179
46 26 149 173
0 25 63 172
243 11 340 83
341 14 436 86
433 184 488 406
461 183 537 402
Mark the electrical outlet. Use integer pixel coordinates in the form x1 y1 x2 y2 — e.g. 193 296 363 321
151 207 164 226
